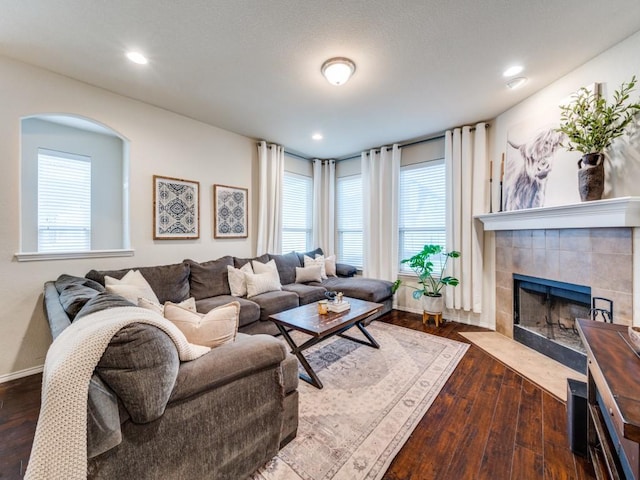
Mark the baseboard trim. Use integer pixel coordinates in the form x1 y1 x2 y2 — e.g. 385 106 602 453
0 365 43 384
393 306 493 329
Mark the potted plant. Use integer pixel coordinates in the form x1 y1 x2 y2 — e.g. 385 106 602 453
391 244 460 319
556 76 640 201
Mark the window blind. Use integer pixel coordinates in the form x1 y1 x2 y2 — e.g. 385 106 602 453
399 160 446 273
37 149 91 252
282 171 312 253
336 174 363 267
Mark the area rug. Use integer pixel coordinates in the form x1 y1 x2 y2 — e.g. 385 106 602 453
251 322 469 480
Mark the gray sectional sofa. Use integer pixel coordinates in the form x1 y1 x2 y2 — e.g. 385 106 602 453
42 248 393 479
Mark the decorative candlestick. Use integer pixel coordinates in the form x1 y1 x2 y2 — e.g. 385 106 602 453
499 153 504 212
489 159 493 213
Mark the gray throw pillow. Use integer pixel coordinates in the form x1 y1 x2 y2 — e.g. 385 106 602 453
86 262 191 304
75 292 135 321
185 257 233 299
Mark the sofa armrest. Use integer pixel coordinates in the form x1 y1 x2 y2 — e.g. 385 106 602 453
169 333 288 403
43 281 72 339
335 263 357 277
96 323 180 424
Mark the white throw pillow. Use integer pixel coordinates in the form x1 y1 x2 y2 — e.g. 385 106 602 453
252 259 278 275
295 265 323 283
105 270 159 304
304 255 327 279
322 254 337 277
164 301 240 348
245 271 282 297
138 297 197 316
227 263 253 297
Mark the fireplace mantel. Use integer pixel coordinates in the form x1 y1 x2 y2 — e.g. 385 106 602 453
476 196 640 231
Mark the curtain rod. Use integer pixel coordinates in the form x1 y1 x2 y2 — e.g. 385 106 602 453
257 142 312 161
259 122 490 162
336 122 490 161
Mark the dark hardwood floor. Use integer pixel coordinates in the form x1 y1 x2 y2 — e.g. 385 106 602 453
0 310 595 479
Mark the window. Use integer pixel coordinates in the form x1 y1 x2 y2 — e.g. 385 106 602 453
38 149 91 252
336 174 363 267
282 171 313 253
19 114 130 261
399 160 446 273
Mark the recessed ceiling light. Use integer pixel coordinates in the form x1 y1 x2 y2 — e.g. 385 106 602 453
312 133 323 140
506 77 528 89
503 65 523 77
126 51 148 65
321 57 356 86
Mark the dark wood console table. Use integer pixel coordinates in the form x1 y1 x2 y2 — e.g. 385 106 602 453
577 319 640 479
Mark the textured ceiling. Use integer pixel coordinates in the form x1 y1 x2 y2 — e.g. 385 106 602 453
2 1 640 159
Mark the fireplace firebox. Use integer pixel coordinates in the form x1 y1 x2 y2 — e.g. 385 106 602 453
513 274 591 374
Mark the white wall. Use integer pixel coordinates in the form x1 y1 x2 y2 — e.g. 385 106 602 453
0 56 257 379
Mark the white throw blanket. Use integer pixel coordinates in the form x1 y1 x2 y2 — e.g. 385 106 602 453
25 306 210 480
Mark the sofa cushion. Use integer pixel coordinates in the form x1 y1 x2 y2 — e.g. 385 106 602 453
185 257 234 299
233 254 269 269
268 252 301 285
105 270 160 304
295 266 322 284
75 292 136 320
336 263 357 277
282 283 327 305
164 301 239 348
86 262 191 304
96 323 180 424
296 247 323 266
55 274 105 294
54 274 104 320
169 333 287 403
245 271 282 298
313 277 393 303
250 290 299 321
195 295 261 328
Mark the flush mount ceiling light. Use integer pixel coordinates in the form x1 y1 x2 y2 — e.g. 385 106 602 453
503 65 523 77
312 133 323 140
506 77 528 89
126 51 148 65
321 57 356 86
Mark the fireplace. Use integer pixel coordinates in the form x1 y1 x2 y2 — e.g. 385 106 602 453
513 274 591 374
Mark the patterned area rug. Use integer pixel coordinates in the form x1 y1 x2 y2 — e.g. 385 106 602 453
252 321 469 480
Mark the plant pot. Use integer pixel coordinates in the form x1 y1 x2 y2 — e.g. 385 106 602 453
577 153 604 202
422 294 444 315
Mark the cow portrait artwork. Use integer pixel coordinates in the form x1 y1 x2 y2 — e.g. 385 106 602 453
503 128 565 211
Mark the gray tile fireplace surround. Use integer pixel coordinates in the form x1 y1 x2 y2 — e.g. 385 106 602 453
494 227 633 339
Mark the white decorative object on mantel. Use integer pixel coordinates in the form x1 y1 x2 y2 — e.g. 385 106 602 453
475 196 640 231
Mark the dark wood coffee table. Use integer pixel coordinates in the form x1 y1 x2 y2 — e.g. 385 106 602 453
269 297 383 389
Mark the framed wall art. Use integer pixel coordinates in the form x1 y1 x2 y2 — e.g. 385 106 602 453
153 175 200 239
213 184 248 238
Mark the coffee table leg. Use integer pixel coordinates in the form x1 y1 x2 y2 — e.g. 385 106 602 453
337 321 380 349
356 322 380 348
276 324 324 389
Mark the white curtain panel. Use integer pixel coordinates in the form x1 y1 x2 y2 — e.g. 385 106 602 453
361 144 400 281
445 123 487 313
312 159 335 254
256 140 284 255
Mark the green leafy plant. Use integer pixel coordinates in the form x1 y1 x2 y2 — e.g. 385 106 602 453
557 76 640 154
391 244 460 299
